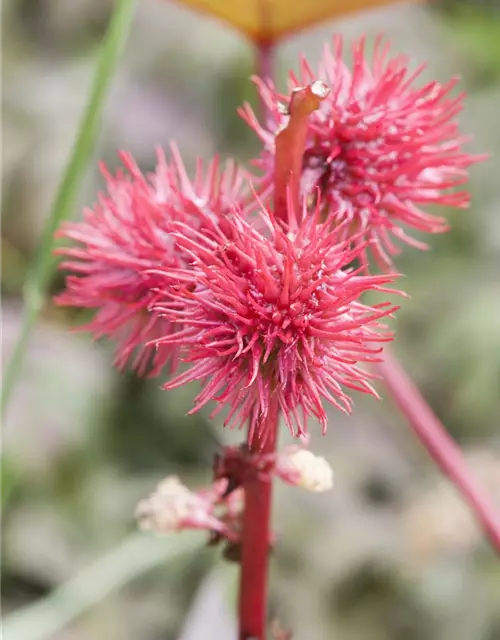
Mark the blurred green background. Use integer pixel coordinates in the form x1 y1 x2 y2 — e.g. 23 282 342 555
2 1 500 639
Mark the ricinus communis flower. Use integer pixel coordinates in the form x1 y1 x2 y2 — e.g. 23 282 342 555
240 35 485 267
55 147 247 376
151 196 400 441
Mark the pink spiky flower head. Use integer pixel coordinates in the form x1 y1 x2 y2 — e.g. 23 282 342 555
55 146 247 376
240 35 485 268
151 196 400 442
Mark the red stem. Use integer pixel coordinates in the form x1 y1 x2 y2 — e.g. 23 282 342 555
256 41 274 92
236 43 331 639
377 348 500 552
236 42 278 640
238 401 279 640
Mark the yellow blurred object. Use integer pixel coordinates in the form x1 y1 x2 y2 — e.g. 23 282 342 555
171 0 409 43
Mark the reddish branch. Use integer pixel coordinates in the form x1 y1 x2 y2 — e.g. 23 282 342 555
238 401 279 640
377 349 500 552
238 76 329 640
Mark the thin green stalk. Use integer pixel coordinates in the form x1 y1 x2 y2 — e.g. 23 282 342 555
1 0 136 418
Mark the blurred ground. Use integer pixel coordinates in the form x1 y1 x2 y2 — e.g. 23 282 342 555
2 1 500 639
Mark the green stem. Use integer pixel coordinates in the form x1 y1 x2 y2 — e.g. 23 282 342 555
1 0 136 418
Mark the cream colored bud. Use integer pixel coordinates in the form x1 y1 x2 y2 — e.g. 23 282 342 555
135 476 199 534
286 449 333 492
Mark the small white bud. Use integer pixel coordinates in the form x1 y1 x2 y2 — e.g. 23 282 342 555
278 448 333 492
135 476 201 534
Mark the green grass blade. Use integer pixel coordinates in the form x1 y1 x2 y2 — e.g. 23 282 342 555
3 531 203 640
1 0 137 418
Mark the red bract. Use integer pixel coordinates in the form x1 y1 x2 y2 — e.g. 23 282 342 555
240 35 484 267
55 147 247 376
151 199 400 441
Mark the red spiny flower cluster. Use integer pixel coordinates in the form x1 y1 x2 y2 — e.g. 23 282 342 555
54 35 481 443
151 201 399 439
55 147 247 376
240 35 484 267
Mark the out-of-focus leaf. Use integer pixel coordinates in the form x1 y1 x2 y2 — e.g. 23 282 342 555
441 5 500 83
170 0 406 44
3 531 202 640
428 283 500 435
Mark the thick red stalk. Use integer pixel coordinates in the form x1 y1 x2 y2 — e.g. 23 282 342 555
377 349 500 552
237 41 278 640
238 401 279 640
237 47 331 640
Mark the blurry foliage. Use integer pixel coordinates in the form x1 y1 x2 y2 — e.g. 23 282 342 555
435 1 500 86
103 372 219 473
213 53 261 159
329 562 433 640
16 0 113 56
